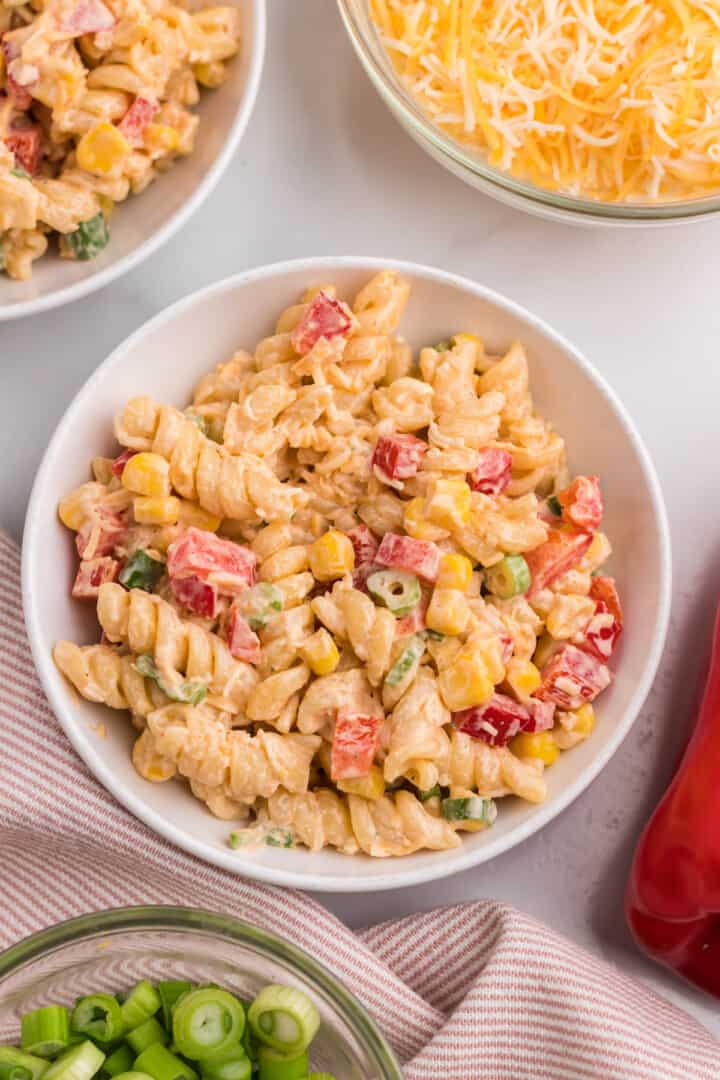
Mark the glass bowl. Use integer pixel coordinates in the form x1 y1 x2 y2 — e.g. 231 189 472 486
0 907 403 1080
336 0 720 227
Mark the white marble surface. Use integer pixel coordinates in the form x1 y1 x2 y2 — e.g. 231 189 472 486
2 0 719 1041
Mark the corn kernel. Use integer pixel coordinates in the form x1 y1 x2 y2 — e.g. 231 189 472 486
505 658 541 701
510 731 559 766
76 122 131 175
403 496 447 541
573 704 596 735
132 730 176 782
145 124 179 152
177 500 221 532
337 765 385 800
308 530 354 581
121 452 170 497
133 495 180 525
426 587 470 636
453 333 481 345
192 61 226 88
436 551 473 591
438 646 494 711
533 632 560 670
424 478 471 530
299 628 340 676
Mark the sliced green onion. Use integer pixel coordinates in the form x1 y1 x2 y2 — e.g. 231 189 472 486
240 1007 258 1064
265 828 293 849
21 1008 71 1059
256 1046 308 1080
422 628 444 641
101 1047 134 1079
62 214 110 261
119 982 161 1032
546 495 562 517
119 551 165 593
441 795 497 825
200 1050 251 1080
384 635 425 687
126 1019 167 1056
133 655 207 706
418 783 441 802
239 583 283 630
367 569 420 617
111 1073 156 1080
157 983 193 1031
71 994 124 1045
172 990 245 1061
0 1060 32 1080
10 167 30 180
0 1050 49 1080
484 554 531 599
133 1045 197 1080
247 987 319 1057
434 340 451 352
42 1042 106 1080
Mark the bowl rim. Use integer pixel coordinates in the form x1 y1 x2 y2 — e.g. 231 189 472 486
0 0 267 323
0 904 404 1079
335 0 720 223
22 254 673 892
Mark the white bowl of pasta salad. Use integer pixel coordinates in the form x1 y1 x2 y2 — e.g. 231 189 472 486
22 257 671 891
0 0 265 319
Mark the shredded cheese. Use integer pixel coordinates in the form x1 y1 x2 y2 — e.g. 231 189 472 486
370 0 720 202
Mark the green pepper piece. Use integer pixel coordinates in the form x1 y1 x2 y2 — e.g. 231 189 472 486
63 213 110 261
119 550 165 592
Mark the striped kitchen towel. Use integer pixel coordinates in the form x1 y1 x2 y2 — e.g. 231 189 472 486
1 531 718 1080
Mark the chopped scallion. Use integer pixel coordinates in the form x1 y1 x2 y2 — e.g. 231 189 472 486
21 1008 71 1059
172 990 245 1062
256 1045 308 1080
119 982 161 1032
247 987 319 1057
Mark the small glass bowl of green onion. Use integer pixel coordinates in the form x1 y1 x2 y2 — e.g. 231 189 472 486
0 909 402 1080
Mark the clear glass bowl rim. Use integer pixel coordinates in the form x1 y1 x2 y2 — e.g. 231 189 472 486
336 0 720 221
0 906 404 1080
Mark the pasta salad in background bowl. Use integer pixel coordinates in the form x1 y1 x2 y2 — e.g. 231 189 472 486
23 257 671 891
0 0 264 320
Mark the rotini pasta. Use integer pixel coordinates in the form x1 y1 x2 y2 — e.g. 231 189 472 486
0 0 242 278
54 271 624 857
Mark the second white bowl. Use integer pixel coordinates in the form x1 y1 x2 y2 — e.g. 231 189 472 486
22 256 671 891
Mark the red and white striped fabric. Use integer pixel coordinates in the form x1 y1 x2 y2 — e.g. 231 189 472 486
0 532 717 1080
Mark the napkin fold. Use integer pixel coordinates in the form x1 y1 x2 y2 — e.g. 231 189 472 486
1 532 718 1080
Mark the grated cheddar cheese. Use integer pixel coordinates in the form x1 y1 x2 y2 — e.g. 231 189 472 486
370 0 720 203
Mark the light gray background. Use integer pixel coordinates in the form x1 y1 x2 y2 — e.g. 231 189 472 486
2 0 719 1039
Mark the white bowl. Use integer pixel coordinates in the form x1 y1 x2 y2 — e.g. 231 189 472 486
0 1 265 322
22 257 672 892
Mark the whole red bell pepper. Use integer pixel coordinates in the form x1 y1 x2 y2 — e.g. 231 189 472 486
625 601 720 997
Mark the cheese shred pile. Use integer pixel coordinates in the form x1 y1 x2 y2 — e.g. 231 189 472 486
370 0 720 203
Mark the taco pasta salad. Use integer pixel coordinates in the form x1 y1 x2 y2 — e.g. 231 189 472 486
54 270 624 858
0 0 241 279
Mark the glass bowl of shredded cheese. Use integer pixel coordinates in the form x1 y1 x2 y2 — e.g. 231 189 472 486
338 0 720 224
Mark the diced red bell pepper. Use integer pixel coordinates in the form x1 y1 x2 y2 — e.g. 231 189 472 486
626 598 720 998
454 693 530 747
111 448 138 477
577 602 622 661
5 124 42 175
524 698 555 733
167 527 256 594
118 96 157 146
590 575 623 625
347 523 379 568
468 448 512 495
376 532 440 583
75 507 128 559
57 0 115 34
372 433 427 482
537 644 611 710
227 606 261 664
557 475 603 532
331 710 383 780
170 574 218 618
290 291 353 356
72 557 119 598
525 527 592 597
